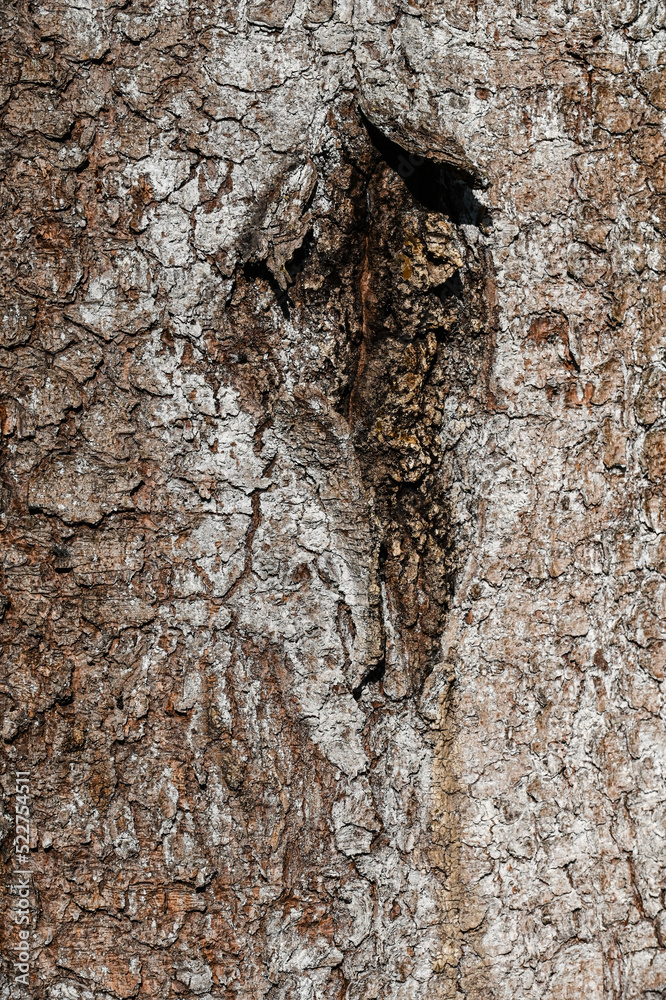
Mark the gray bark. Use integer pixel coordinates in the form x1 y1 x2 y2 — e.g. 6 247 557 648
1 0 666 998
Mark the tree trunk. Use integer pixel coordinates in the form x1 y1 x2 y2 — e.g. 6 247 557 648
1 1 666 998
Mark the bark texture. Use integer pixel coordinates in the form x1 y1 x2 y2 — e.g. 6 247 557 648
1 0 666 998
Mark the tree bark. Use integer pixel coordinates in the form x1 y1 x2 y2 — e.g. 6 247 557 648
1 1 666 998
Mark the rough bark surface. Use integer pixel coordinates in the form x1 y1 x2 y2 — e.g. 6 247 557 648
1 0 666 998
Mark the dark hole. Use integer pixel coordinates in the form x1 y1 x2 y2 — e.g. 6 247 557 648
243 260 291 318
352 656 386 701
275 288 291 319
363 115 491 228
285 229 314 284
434 271 464 301
116 694 124 709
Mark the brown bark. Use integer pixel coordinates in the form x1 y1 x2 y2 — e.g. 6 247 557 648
1 0 666 998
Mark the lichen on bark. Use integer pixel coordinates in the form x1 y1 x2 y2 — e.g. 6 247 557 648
2 0 666 998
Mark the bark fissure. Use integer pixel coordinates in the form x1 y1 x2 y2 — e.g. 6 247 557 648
2 2 666 997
